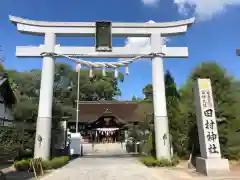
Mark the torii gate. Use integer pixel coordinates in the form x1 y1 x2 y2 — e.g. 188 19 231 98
9 15 195 161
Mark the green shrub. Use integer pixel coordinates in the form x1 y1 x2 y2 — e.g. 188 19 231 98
139 155 180 167
14 156 69 171
227 146 240 160
42 156 69 170
14 159 30 171
41 160 52 170
140 156 160 167
171 154 180 166
158 158 172 166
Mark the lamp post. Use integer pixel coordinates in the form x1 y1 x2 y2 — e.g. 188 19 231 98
76 64 81 133
74 69 99 134
74 67 98 133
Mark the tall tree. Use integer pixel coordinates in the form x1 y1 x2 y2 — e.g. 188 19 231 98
132 95 137 101
179 62 239 157
4 62 125 153
164 71 187 156
141 71 186 156
7 63 125 122
142 84 153 101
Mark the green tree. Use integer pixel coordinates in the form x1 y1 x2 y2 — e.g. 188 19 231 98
132 95 137 101
139 71 185 156
142 84 153 101
132 95 143 101
164 71 187 157
13 94 38 122
7 62 125 122
179 62 239 158
4 62 126 156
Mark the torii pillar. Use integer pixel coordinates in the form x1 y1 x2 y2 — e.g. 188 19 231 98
151 34 171 159
9 15 195 161
34 33 56 160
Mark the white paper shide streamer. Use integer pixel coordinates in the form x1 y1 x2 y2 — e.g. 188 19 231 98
41 52 165 78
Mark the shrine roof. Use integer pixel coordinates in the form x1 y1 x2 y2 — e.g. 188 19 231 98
68 101 153 123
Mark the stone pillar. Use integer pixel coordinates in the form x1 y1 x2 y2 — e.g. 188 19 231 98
150 34 171 160
194 78 229 176
34 33 56 160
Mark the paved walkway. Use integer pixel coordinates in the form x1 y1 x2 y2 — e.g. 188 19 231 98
40 154 160 180
39 143 240 180
40 143 161 180
152 167 240 180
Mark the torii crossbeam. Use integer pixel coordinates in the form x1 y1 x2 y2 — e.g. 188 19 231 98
10 15 195 161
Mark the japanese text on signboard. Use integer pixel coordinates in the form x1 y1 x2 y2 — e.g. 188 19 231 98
200 89 220 155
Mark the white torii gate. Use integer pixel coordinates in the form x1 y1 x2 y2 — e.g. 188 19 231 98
9 15 195 161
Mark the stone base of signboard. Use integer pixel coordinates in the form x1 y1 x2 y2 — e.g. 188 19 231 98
196 157 230 176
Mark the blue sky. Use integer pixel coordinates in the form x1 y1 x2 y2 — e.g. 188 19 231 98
1 0 240 100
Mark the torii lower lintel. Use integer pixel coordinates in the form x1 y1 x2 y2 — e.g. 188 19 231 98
16 46 188 58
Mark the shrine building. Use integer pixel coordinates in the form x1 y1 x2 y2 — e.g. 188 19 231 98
67 101 153 143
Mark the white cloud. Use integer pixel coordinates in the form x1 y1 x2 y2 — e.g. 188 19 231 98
174 0 240 20
142 0 160 6
120 20 168 61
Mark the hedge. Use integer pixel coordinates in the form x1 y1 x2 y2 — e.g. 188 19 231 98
227 146 240 160
14 159 30 171
14 156 69 171
42 156 69 170
139 154 180 167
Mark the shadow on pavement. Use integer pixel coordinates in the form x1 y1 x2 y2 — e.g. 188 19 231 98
4 171 34 180
0 164 12 171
